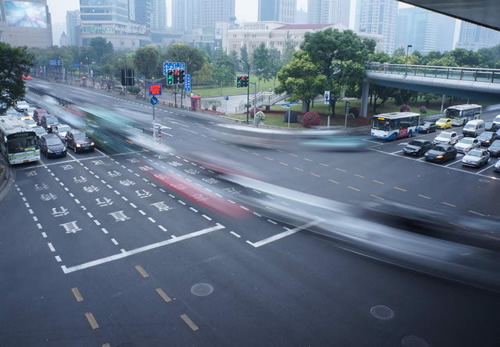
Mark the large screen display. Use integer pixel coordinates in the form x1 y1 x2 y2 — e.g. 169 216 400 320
5 1 47 28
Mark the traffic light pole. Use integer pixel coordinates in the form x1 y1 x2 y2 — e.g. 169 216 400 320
240 59 250 124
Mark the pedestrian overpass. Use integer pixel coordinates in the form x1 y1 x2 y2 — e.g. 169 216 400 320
360 63 500 117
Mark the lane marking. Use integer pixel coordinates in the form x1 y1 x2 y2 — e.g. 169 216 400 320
239 205 249 211
372 180 384 185
55 256 62 263
94 220 101 226
310 173 321 177
371 194 384 200
329 179 339 184
41 232 47 238
476 163 495 174
138 210 146 215
85 312 99 330
190 207 198 213
135 265 149 278
71 287 84 302
442 201 456 208
158 225 167 232
148 217 156 223
304 158 312 162
354 174 365 179
180 314 199 331
265 157 274 161
202 214 212 221
469 210 486 217
320 163 329 167
61 224 225 274
347 186 360 192
156 288 172 303
394 186 407 192
101 228 108 234
267 219 278 225
279 162 288 166
247 219 322 248
130 203 137 208
230 231 241 238
178 200 186 206
294 167 303 172
418 194 431 200
111 238 119 245
87 212 93 218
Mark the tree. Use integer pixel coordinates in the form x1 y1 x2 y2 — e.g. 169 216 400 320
370 85 395 113
90 37 113 64
282 34 296 66
251 42 271 88
392 47 406 57
229 50 240 72
0 43 34 109
164 43 205 76
268 48 282 88
213 50 235 92
133 45 159 79
275 51 327 113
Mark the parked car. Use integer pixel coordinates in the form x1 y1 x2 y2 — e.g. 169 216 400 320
418 121 437 134
14 100 30 112
53 124 72 140
487 140 500 157
21 117 37 128
65 129 95 153
425 144 457 164
462 148 490 168
435 118 453 129
39 133 67 158
40 114 59 132
485 121 497 132
493 115 500 127
462 119 485 137
495 159 500 173
477 131 498 146
454 137 480 154
403 139 434 156
433 131 459 145
33 108 48 124
26 107 37 118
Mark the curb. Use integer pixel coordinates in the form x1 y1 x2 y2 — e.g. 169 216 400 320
0 157 13 201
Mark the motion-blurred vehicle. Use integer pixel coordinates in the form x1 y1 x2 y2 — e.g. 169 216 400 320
487 140 500 157
403 139 434 156
39 133 67 158
33 108 47 124
433 131 458 145
477 131 497 146
454 137 480 154
425 144 457 163
22 75 33 80
462 148 490 168
53 124 72 140
14 100 30 112
40 114 59 132
418 121 437 134
435 118 452 129
65 129 94 153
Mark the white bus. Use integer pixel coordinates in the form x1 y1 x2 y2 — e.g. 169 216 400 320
371 112 420 141
445 104 482 126
0 116 40 165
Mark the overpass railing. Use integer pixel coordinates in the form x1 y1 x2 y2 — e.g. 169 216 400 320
366 62 500 84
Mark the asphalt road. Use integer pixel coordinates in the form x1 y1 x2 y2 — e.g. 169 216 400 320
0 80 499 346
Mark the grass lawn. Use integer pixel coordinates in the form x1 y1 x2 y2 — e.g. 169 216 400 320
192 74 280 98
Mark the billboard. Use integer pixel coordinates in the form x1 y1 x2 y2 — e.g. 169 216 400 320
5 1 48 28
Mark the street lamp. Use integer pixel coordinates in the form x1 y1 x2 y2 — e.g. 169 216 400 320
240 59 250 124
405 44 412 77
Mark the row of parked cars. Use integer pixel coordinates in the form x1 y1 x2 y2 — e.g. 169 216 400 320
405 117 500 173
10 101 95 159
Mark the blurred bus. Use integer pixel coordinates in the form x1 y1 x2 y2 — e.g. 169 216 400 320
445 104 481 127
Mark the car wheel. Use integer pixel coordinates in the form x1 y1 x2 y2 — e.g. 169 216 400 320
408 130 413 138
73 146 77 153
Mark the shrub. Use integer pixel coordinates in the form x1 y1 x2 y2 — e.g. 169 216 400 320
419 106 427 114
301 112 321 128
349 107 360 118
128 86 141 95
400 104 411 112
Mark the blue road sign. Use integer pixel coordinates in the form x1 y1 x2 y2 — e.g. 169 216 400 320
224 95 229 101
163 62 186 75
184 73 191 92
281 104 290 109
150 96 159 105
72 63 80 67
49 60 61 66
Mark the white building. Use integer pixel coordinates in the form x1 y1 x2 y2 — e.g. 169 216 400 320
356 0 398 54
308 0 350 28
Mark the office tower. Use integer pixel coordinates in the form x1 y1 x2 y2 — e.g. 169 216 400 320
59 31 68 46
296 8 307 24
66 10 80 46
200 0 235 28
151 0 167 31
135 0 151 29
0 0 53 48
308 0 350 27
258 0 297 24
172 0 201 33
356 0 398 54
396 7 455 54
456 21 500 51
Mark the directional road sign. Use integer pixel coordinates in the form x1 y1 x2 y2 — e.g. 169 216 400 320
163 62 186 75
150 96 159 105
184 74 191 92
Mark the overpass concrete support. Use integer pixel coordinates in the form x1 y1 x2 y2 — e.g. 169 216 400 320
361 80 370 118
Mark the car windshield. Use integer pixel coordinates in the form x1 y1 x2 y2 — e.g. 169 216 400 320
479 132 492 138
491 141 500 147
46 116 58 124
408 140 423 146
73 132 87 140
460 138 473 144
439 132 452 138
34 128 46 135
445 109 460 118
434 146 447 152
438 118 447 123
46 137 62 145
468 150 482 157
58 126 71 133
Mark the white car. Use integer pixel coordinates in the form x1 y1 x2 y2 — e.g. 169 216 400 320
454 137 480 154
15 100 30 112
433 131 459 145
54 124 72 140
495 159 500 173
26 107 37 118
462 148 490 168
493 115 500 127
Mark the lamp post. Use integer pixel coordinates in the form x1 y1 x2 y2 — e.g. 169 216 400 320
405 44 412 77
240 59 250 124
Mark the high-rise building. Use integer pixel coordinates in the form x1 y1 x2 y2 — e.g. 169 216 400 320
150 0 167 31
172 0 201 33
296 8 307 24
0 0 53 48
308 0 350 28
258 0 296 24
200 0 235 28
66 10 80 46
59 31 68 46
79 0 150 50
456 21 500 51
396 7 455 54
135 0 151 29
356 0 398 54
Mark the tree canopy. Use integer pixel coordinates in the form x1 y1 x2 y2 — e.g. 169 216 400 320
0 42 34 109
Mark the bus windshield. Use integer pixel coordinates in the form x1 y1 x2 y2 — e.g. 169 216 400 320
7 133 37 153
372 118 392 131
445 109 461 118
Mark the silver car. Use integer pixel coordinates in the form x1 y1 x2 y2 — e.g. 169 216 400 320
433 131 459 145
462 148 490 168
455 137 480 154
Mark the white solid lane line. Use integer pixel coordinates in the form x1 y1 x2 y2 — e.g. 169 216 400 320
246 219 323 248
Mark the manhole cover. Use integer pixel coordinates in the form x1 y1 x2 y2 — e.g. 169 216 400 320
370 305 394 320
401 335 430 347
191 283 214 297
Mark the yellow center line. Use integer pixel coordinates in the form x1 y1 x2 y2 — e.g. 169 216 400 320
155 288 172 303
354 174 365 179
294 167 303 171
469 210 486 217
394 186 407 192
265 157 274 161
180 314 199 331
372 180 384 185
442 201 456 208
347 186 360 192
319 163 329 167
290 153 299 157
304 158 312 162
279 162 289 166
85 312 99 330
336 168 347 173
371 194 384 200
329 179 339 184
71 287 84 302
310 173 320 177
418 194 432 200
135 265 149 278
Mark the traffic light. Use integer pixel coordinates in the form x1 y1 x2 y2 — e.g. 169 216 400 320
167 69 174 85
173 69 179 84
237 76 242 88
241 75 249 87
120 69 135 86
178 69 185 84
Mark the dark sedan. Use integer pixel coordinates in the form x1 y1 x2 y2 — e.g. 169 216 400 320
477 131 498 146
485 121 497 132
65 129 95 153
39 133 67 158
424 144 457 164
403 139 434 156
418 121 437 134
487 140 500 157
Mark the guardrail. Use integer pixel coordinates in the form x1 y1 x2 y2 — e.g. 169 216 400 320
366 63 500 84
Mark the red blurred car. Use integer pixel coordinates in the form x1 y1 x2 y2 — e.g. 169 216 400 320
22 75 33 80
33 108 48 124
